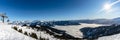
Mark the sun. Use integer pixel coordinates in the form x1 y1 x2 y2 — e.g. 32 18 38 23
98 0 120 13
103 3 111 10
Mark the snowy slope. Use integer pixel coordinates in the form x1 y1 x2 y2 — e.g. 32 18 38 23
0 23 35 40
98 33 120 40
16 25 58 40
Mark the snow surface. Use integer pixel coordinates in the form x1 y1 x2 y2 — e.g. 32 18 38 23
4 22 120 40
98 32 120 40
53 23 103 38
0 23 35 40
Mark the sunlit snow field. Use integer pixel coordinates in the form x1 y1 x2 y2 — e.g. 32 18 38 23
0 23 35 40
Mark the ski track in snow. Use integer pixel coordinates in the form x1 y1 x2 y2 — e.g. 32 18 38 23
0 23 35 40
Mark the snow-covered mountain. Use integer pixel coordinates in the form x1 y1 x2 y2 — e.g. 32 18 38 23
69 17 120 25
8 17 120 40
112 17 120 24
11 17 120 28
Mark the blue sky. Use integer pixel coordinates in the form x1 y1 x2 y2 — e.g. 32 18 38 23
0 0 120 21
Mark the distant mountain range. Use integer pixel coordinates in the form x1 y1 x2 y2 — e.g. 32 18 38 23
11 17 120 26
76 17 120 25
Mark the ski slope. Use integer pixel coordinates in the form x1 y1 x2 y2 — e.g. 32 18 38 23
0 23 35 40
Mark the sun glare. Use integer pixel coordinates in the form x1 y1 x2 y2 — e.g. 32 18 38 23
104 3 111 10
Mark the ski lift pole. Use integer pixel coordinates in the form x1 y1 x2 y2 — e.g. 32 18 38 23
0 13 8 23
